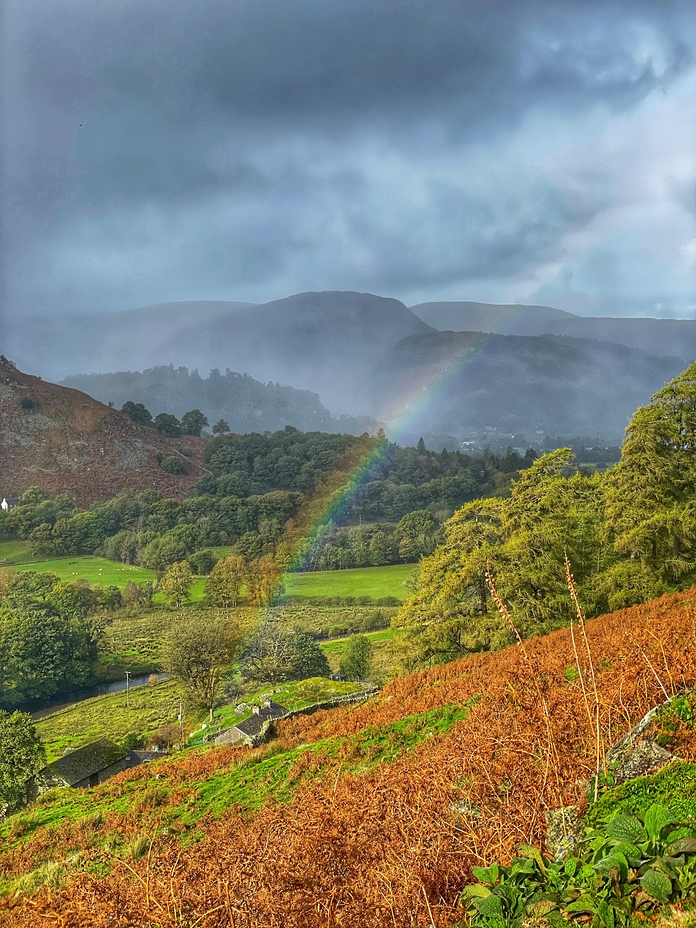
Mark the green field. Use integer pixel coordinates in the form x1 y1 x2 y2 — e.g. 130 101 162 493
283 564 414 601
0 540 210 601
1 541 413 606
35 675 367 761
0 540 42 566
35 678 187 761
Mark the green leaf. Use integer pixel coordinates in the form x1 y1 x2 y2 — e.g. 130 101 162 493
546 910 567 928
643 805 676 843
610 841 643 864
595 852 629 881
565 894 600 914
606 815 647 845
639 868 672 904
461 885 492 899
472 863 500 885
597 900 615 928
665 838 696 857
474 892 504 920
517 843 546 874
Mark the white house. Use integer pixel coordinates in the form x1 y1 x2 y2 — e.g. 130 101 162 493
1 497 19 511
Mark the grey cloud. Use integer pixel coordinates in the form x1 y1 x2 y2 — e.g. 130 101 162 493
2 0 695 320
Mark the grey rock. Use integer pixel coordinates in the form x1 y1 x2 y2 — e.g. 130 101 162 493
545 805 583 862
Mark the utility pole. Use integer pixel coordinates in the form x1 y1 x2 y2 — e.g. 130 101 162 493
178 699 183 747
125 671 131 708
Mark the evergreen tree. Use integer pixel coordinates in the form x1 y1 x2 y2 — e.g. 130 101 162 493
606 361 696 585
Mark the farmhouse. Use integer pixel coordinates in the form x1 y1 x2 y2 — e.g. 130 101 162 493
1 497 19 511
30 739 160 796
215 699 287 747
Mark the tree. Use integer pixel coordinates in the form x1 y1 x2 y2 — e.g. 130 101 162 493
121 401 153 427
606 361 696 586
241 620 330 683
189 549 218 576
339 635 372 681
153 412 182 437
163 615 244 710
212 419 230 437
0 710 46 812
157 560 194 607
395 509 442 561
122 580 142 607
0 606 93 705
206 555 245 607
394 450 608 669
160 455 185 475
180 409 209 437
244 557 283 606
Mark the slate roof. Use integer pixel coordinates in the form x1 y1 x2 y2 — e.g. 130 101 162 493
259 701 287 720
233 714 267 738
41 739 127 786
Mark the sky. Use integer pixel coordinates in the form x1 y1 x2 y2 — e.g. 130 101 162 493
2 0 695 326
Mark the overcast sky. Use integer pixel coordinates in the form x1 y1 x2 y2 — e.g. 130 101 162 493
2 0 695 323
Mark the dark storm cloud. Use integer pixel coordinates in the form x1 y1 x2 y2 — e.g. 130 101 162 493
2 0 695 319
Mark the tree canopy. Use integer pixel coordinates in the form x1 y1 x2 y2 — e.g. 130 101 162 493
0 709 46 812
163 615 244 710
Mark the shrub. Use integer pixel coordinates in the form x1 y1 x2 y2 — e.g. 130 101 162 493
160 455 185 475
19 396 37 410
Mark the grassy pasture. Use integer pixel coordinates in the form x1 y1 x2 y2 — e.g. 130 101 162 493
1 541 411 605
35 678 187 762
283 564 414 601
0 540 42 566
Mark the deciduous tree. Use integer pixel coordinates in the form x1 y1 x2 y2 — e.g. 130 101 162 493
339 635 372 681
157 560 194 607
0 710 45 812
206 555 245 607
164 615 244 710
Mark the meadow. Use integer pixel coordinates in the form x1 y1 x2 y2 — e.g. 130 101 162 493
34 678 185 762
282 564 414 600
0 540 158 589
0 540 412 604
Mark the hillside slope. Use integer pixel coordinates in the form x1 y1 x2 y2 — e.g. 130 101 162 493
412 300 696 363
0 358 209 504
7 292 432 415
60 365 378 436
2 589 695 926
161 290 434 413
373 330 684 438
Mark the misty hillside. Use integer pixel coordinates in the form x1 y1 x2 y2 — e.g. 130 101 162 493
8 292 430 414
0 358 210 504
372 330 684 439
158 291 433 412
62 366 378 436
412 300 696 362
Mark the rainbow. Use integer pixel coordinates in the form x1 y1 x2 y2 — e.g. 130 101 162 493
283 328 494 577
